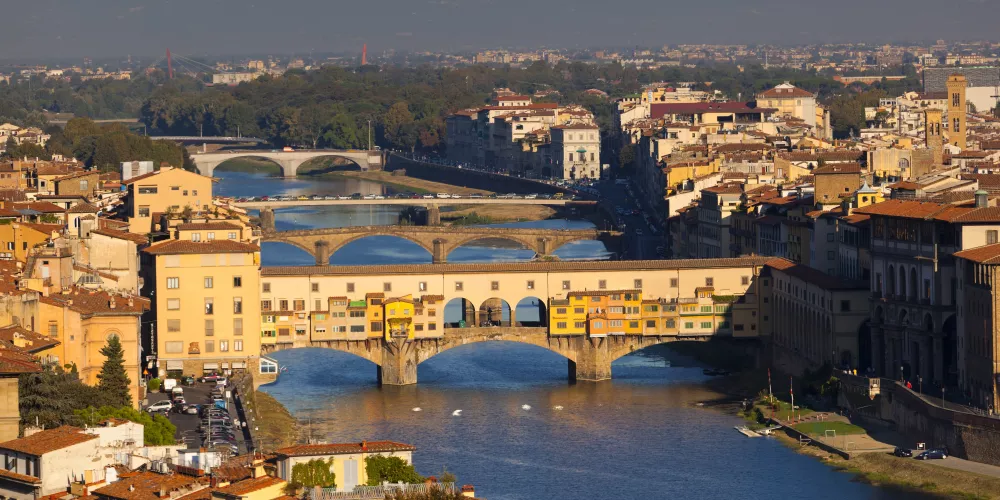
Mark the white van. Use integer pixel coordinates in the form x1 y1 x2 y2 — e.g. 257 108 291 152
162 378 177 392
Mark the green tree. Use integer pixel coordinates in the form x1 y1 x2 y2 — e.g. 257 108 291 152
19 364 109 429
321 113 362 149
365 455 423 486
382 102 414 149
73 406 176 445
618 146 634 170
290 459 337 489
97 335 132 408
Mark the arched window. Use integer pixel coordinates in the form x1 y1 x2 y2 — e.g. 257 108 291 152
887 265 896 295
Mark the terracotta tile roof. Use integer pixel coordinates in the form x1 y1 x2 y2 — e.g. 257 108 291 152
67 202 99 214
91 228 149 245
813 163 862 175
552 123 599 130
73 263 120 282
35 164 82 176
0 340 42 374
0 467 41 484
12 201 66 214
54 170 98 182
955 243 1000 264
0 189 28 202
0 426 97 456
175 222 243 231
262 257 775 278
40 287 149 317
765 258 866 290
568 289 640 297
92 471 207 500
19 222 64 235
854 200 957 220
841 214 871 224
651 102 774 117
120 170 162 185
779 151 864 162
757 84 815 98
143 240 259 255
0 325 59 353
715 143 772 153
274 441 415 457
420 294 445 301
887 181 923 190
702 184 744 195
212 476 285 497
946 206 1000 223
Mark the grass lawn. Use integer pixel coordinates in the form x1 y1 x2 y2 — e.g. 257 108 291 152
793 421 867 436
755 399 814 419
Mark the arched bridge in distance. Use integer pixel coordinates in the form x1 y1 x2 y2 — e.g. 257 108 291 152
188 149 384 177
262 327 717 386
261 225 623 264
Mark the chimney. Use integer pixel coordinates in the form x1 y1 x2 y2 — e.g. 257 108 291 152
976 189 988 209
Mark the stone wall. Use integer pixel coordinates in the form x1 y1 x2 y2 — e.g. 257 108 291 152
387 156 572 195
838 374 1000 466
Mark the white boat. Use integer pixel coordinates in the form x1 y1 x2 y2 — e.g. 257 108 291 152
735 426 761 438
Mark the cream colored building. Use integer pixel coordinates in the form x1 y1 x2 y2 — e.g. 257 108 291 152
551 124 602 180
123 167 214 234
273 441 415 492
145 237 261 377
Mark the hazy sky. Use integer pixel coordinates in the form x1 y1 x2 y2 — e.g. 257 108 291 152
2 0 998 60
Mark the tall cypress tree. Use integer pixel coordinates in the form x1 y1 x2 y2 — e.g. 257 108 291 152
97 335 132 407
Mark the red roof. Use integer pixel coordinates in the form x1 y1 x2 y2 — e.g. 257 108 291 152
757 84 815 99
0 426 97 456
955 243 1000 264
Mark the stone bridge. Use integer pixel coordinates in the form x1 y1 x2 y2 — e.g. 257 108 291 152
260 327 712 385
189 149 383 177
261 225 622 264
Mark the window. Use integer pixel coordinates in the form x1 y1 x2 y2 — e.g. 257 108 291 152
204 319 214 336
167 319 180 332
646 320 656 328
428 323 437 331
666 319 676 328
220 340 229 352
233 276 242 288
205 298 214 315
419 282 427 292
562 280 571 290
989 230 999 245
138 186 157 194
491 281 500 291
634 279 643 289
262 282 271 293
204 277 213 288
574 321 586 329
455 282 464 291
315 299 322 310
293 299 305 311
205 340 215 353
598 280 607 289
827 233 835 242
700 306 712 313
350 325 365 333
279 300 288 311
701 322 712 329
840 300 851 312
234 339 243 352
827 251 835 260
741 276 750 286
207 232 215 241
167 277 179 289
526 280 535 290
670 278 678 287
165 341 183 353
167 298 180 310
383 282 392 292
556 308 567 314
234 318 243 336
347 283 355 293
557 322 568 329
228 232 237 240
574 307 585 314
233 297 242 314
370 322 383 332
192 233 201 242
705 277 714 287
350 310 365 318
312 283 320 293
261 300 272 311
684 322 694 329
138 206 150 217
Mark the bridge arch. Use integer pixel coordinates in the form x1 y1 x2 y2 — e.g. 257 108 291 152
443 297 477 328
190 150 377 177
210 156 284 177
514 296 547 327
477 298 512 327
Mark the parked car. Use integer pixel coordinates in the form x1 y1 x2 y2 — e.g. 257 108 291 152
145 400 173 413
200 373 223 383
892 447 913 457
183 405 200 415
181 376 196 386
915 449 947 460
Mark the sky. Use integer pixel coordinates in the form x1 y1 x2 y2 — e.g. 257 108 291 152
1 0 998 61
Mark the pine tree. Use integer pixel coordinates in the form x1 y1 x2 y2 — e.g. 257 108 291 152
97 335 132 407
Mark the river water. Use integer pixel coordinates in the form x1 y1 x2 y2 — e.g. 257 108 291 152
216 170 896 499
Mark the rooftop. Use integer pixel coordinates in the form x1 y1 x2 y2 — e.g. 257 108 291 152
143 239 259 255
274 441 415 457
955 243 1000 265
0 426 97 456
92 471 207 500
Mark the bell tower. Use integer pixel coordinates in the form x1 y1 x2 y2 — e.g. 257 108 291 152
946 74 967 149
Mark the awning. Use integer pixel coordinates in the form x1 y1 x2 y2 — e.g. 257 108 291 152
221 362 230 369
232 361 246 369
203 363 219 370
166 360 183 370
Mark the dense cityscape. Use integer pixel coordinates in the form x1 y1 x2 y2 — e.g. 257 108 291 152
2 30 1000 500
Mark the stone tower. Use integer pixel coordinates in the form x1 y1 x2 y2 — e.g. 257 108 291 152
946 74 967 149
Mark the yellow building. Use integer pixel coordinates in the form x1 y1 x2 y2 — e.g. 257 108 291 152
273 441 416 492
144 238 261 378
0 222 63 262
384 295 415 340
36 287 149 406
945 74 967 149
365 293 385 338
123 167 214 234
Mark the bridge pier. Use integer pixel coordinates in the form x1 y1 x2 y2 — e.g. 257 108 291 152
432 239 447 264
260 208 276 232
314 240 332 265
569 337 613 382
378 340 418 386
426 204 441 225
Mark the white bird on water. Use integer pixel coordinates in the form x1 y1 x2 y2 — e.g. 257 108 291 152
452 409 462 416
521 404 532 410
412 407 422 412
553 405 564 410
